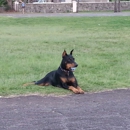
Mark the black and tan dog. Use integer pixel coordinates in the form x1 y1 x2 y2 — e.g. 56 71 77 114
24 50 84 94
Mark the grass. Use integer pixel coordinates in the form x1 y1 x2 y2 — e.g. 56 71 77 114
0 16 130 96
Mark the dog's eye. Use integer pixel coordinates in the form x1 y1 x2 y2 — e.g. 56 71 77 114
67 58 72 62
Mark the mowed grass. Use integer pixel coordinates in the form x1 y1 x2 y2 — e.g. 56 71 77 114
0 16 130 96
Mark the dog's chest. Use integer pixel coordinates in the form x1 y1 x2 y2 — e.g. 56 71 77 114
60 76 75 84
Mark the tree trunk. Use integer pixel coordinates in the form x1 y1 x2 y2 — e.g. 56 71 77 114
114 0 117 12
114 0 121 12
7 0 13 9
118 0 120 12
77 0 79 13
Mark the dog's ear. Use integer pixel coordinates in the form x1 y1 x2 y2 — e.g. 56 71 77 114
62 50 67 57
70 49 74 55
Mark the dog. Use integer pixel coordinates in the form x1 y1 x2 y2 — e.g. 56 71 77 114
24 50 84 94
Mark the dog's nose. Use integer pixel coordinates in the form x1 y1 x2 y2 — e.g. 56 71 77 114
75 64 78 67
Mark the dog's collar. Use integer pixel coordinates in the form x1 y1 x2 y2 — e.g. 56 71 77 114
60 66 70 76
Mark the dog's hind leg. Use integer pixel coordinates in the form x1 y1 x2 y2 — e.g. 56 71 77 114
36 83 50 86
34 76 51 86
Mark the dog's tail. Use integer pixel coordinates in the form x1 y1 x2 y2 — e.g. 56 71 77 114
23 81 36 87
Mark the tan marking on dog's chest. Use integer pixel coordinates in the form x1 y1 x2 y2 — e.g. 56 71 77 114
60 77 75 83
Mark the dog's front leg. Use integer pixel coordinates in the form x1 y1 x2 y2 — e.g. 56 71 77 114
61 83 79 94
68 86 81 94
70 81 84 94
77 86 84 94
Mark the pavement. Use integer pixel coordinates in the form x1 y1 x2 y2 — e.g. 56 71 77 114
0 12 130 18
0 89 130 130
1 12 130 130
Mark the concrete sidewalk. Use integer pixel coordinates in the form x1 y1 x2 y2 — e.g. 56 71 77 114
0 89 130 130
0 12 130 18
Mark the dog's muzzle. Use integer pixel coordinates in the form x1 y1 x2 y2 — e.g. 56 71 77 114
71 63 78 72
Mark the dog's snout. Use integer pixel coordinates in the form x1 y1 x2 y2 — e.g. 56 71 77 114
75 64 78 67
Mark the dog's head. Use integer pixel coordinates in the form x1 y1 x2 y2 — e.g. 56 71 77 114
61 49 78 71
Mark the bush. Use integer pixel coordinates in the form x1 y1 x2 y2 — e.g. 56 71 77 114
0 0 7 7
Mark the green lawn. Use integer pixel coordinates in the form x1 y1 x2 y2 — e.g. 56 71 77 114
0 16 130 96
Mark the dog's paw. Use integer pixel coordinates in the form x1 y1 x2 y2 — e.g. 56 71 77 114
79 90 85 94
77 87 85 94
73 89 81 94
69 86 80 94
